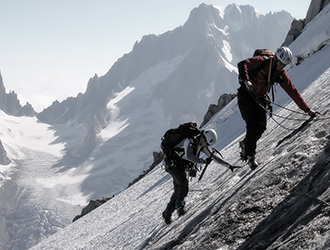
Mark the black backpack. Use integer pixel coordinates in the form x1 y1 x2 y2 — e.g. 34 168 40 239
239 49 274 84
253 48 274 58
161 122 201 168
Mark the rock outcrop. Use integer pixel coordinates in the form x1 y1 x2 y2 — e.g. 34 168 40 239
200 93 236 128
0 140 10 165
0 72 36 117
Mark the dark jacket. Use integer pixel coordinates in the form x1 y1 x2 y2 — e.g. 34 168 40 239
237 56 310 112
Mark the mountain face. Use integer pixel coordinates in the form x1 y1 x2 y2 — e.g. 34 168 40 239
1 2 329 249
0 73 36 117
36 4 293 199
305 0 330 24
39 4 292 127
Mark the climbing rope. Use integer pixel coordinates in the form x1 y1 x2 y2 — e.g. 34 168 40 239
247 91 311 131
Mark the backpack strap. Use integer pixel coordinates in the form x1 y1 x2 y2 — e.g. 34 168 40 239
267 57 275 102
267 57 272 84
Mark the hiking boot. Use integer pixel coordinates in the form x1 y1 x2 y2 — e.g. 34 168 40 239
247 155 258 170
177 206 186 217
239 141 248 161
162 210 172 224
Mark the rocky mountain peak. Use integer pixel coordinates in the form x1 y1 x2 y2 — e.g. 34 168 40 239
0 72 36 117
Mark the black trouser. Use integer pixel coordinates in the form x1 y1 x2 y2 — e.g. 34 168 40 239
237 87 267 157
165 163 189 214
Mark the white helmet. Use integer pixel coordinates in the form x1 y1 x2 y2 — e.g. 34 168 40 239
275 46 293 65
203 129 218 146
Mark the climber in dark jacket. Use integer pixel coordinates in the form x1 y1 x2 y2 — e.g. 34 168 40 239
162 129 232 224
237 46 319 169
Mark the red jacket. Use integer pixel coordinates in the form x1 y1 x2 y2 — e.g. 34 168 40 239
237 56 310 112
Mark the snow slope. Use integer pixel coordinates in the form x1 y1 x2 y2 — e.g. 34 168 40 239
0 113 85 249
31 4 330 250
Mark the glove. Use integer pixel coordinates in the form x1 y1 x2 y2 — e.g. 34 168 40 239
244 80 254 91
307 109 320 117
204 157 212 165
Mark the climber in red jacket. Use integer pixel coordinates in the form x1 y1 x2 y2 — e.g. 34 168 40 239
237 46 319 169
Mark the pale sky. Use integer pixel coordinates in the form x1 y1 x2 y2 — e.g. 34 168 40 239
0 0 311 112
